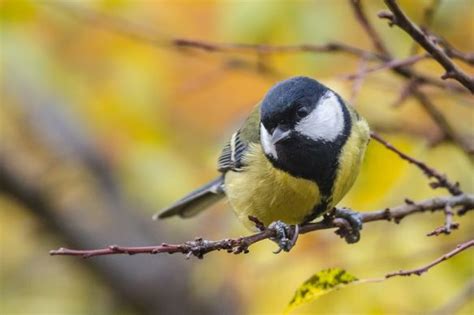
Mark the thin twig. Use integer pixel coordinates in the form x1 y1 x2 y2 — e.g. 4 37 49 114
440 43 474 66
390 78 418 107
385 239 474 278
349 0 391 56
430 34 474 66
47 2 381 59
348 0 472 155
379 0 474 93
344 54 429 80
443 203 454 233
348 0 432 95
46 1 468 94
426 223 459 237
50 194 474 259
349 54 370 104
411 89 474 154
173 39 383 59
426 203 459 236
370 132 463 195
390 65 468 94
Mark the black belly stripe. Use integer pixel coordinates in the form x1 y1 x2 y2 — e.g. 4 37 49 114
308 97 352 219
267 96 352 221
303 197 330 223
307 97 352 220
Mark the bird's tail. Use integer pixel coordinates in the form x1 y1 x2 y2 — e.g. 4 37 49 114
153 175 225 220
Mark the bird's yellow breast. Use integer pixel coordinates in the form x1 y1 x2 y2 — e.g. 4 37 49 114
329 114 370 209
224 113 369 230
224 143 320 229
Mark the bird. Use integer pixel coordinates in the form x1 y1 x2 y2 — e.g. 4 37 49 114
154 76 370 252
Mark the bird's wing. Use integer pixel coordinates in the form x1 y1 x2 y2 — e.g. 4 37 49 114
154 175 225 219
217 103 261 173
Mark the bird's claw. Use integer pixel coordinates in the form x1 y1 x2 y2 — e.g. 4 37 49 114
268 221 299 253
332 208 363 244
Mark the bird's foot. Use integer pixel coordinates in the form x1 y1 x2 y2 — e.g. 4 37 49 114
330 208 363 244
268 221 300 254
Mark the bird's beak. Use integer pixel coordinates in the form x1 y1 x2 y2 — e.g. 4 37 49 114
271 126 291 145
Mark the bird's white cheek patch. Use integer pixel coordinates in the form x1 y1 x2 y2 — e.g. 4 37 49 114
260 123 278 159
295 92 344 142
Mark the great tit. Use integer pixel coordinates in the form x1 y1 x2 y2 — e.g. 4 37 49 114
154 76 370 251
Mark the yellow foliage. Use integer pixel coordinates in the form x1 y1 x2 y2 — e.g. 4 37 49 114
285 268 358 313
1 0 473 314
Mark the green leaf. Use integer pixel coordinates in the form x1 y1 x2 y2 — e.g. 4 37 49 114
285 268 358 313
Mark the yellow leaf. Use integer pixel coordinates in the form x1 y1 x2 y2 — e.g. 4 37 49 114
285 268 358 313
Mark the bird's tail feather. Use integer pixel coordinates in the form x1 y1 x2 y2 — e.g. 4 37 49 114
153 175 225 220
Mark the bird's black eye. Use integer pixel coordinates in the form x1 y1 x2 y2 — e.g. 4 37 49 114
295 106 309 119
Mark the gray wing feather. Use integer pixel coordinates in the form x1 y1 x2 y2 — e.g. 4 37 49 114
154 176 225 219
157 104 261 220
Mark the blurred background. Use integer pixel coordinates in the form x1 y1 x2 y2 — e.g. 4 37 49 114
1 0 473 314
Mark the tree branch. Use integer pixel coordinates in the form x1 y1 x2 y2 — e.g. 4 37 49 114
343 53 429 80
42 0 473 269
426 203 459 237
349 53 370 104
0 149 226 314
47 1 468 94
385 239 474 278
370 132 463 195
350 0 391 56
348 0 473 155
379 0 474 93
50 194 474 259
48 2 381 60
410 89 474 155
173 39 383 59
439 41 474 66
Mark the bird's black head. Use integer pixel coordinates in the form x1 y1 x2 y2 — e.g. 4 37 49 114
261 76 327 128
259 76 352 196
